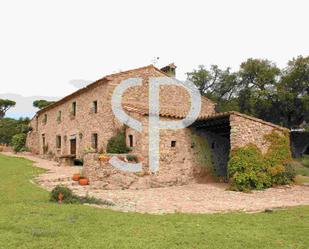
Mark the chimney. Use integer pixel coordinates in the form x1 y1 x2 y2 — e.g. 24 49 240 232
160 63 177 77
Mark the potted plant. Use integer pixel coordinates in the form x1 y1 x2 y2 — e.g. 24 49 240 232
78 171 89 185
98 154 110 162
79 177 89 186
72 172 81 181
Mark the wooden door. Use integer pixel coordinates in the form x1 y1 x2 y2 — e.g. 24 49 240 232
70 139 76 155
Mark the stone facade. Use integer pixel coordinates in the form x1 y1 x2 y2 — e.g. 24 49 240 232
27 65 215 161
229 113 289 154
27 64 290 190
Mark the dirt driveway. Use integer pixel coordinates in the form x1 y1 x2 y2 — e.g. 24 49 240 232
2 152 309 214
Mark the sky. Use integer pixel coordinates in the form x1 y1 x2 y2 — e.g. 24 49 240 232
0 0 309 117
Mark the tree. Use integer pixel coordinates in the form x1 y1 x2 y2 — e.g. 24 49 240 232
276 56 309 128
0 99 16 118
186 65 238 103
33 100 55 110
237 59 280 117
0 118 30 144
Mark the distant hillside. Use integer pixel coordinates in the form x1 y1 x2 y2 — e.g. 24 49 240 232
0 93 60 119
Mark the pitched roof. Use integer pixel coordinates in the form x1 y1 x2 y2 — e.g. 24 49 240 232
37 64 177 115
123 97 214 120
123 104 289 132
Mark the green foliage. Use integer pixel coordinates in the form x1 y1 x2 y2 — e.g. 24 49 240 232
50 185 75 203
187 56 309 129
33 99 55 110
106 130 131 154
0 117 30 144
264 131 293 185
0 99 16 118
228 144 271 191
126 154 138 162
11 133 27 152
191 134 214 174
228 131 293 191
299 155 309 168
50 185 114 205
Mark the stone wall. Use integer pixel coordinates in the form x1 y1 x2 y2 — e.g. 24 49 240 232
27 65 215 161
26 117 40 154
229 114 289 154
83 124 210 189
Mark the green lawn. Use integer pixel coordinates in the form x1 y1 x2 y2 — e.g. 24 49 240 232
0 154 308 249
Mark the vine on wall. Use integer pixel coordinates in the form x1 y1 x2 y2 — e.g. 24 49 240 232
191 134 214 176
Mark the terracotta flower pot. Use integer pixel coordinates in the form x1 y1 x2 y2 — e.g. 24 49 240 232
137 157 144 162
79 178 89 186
72 173 81 181
99 155 110 162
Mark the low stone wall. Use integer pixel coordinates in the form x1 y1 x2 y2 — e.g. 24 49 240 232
83 152 199 190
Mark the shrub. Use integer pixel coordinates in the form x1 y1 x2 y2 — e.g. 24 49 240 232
11 133 27 152
50 185 75 203
228 144 271 191
228 131 294 191
106 131 131 154
126 154 138 163
271 163 296 185
50 185 115 206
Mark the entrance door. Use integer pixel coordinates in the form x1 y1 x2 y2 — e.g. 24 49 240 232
70 138 76 155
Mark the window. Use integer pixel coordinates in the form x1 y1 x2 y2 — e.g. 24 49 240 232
43 114 47 124
129 135 133 147
92 101 98 113
72 102 76 116
42 134 47 154
56 135 61 149
57 110 62 122
91 133 98 150
171 141 176 147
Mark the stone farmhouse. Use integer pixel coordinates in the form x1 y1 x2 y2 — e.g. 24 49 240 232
26 64 290 189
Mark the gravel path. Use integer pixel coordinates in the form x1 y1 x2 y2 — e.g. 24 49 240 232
2 152 309 214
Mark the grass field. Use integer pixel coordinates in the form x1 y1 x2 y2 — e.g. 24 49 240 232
0 154 308 249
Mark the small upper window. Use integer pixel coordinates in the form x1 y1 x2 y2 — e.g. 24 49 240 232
211 142 215 149
92 101 98 114
57 110 62 122
43 114 47 124
129 135 133 147
72 102 76 116
171 141 176 147
56 135 61 149
91 133 98 150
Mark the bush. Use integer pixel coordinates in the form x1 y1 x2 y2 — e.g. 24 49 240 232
50 185 115 206
0 118 30 144
50 185 75 203
106 131 131 154
11 133 27 152
271 163 296 185
228 131 294 191
126 154 138 163
228 144 271 191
